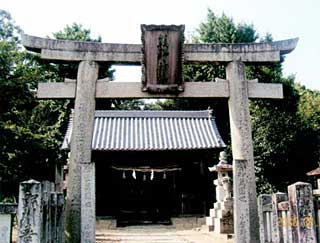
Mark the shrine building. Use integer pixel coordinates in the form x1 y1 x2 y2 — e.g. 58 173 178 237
62 109 225 226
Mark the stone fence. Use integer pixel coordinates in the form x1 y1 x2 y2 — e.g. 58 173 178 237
258 180 320 243
17 179 64 243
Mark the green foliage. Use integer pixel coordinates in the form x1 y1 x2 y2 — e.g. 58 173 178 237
0 10 21 42
185 10 258 83
53 23 102 42
0 14 117 199
112 99 145 110
0 12 142 200
0 10 69 199
296 85 320 166
196 9 258 44
250 76 318 192
297 85 320 131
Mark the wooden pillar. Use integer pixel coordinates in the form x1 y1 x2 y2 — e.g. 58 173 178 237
227 61 260 242
65 60 98 243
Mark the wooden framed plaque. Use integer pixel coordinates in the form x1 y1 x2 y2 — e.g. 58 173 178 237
141 25 185 93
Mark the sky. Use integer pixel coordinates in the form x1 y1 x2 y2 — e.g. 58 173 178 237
1 0 319 91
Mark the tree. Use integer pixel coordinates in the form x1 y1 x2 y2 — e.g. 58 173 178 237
0 10 69 200
297 85 320 132
0 13 145 200
51 23 114 80
252 79 320 192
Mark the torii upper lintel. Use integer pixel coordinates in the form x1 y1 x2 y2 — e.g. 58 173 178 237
22 34 298 63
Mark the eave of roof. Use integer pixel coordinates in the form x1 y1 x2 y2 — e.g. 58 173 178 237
62 110 225 151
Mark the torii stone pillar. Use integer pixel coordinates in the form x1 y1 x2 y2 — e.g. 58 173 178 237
66 61 98 243
227 61 259 242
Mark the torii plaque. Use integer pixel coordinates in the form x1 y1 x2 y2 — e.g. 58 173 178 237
141 25 184 93
22 25 298 243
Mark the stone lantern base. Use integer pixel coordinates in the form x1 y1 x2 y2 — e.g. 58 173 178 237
206 198 234 233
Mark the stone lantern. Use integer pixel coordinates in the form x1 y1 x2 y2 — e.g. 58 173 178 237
206 151 234 234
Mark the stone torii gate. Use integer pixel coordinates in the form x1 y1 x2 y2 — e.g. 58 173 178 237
22 26 297 243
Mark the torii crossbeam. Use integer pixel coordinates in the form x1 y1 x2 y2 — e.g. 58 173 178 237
22 31 298 243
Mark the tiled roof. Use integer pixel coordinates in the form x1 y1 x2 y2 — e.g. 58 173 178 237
62 110 225 151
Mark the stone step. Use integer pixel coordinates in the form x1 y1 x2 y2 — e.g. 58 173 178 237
96 233 187 243
96 238 187 242
97 241 187 243
206 216 214 226
96 240 187 243
201 224 214 232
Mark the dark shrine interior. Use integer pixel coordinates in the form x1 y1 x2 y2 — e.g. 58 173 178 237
94 149 218 226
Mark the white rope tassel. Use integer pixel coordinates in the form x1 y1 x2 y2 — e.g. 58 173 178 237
150 169 154 181
163 172 167 179
132 170 136 179
143 173 147 181
122 171 126 179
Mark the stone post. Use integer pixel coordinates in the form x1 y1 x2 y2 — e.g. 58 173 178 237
272 192 288 243
0 214 12 243
278 200 293 243
258 194 272 243
0 203 18 243
55 164 64 193
227 61 260 242
50 193 57 243
288 182 317 243
65 60 98 243
17 179 42 243
56 193 65 243
41 181 54 243
312 178 320 243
